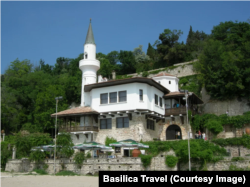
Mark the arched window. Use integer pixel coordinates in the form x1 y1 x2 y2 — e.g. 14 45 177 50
85 53 88 59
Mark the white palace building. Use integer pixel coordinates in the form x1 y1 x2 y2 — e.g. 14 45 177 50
51 20 203 150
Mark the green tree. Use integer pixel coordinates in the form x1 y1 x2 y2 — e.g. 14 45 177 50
146 43 156 60
107 51 120 65
133 45 150 73
194 21 250 100
118 50 136 75
154 29 185 67
56 132 74 158
97 59 114 79
186 26 208 61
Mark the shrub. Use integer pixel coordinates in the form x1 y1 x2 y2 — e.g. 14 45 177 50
73 152 85 168
29 149 45 162
165 155 178 168
55 170 79 176
56 132 74 158
142 71 149 77
231 157 245 161
33 169 48 175
227 165 250 171
1 142 12 169
86 152 91 158
139 155 153 168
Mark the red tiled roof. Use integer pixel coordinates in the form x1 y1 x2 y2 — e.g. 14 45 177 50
51 106 99 117
164 92 184 97
163 92 203 104
153 72 174 77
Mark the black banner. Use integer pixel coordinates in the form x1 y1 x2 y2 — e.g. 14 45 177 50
99 171 249 186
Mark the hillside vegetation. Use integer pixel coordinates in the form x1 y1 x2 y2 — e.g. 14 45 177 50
1 21 250 135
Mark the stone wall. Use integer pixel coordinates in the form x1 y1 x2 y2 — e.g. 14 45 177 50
160 117 189 141
95 114 164 145
127 60 197 78
5 154 177 174
201 87 250 116
180 159 250 171
5 147 250 173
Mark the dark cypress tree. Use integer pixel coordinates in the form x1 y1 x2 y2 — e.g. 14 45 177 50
186 26 194 47
146 43 155 59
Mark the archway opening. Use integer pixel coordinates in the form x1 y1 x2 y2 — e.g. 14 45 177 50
166 125 182 140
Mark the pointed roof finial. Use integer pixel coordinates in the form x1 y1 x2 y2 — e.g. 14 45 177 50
85 19 95 44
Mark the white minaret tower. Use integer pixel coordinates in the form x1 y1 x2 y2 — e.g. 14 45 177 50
79 19 100 107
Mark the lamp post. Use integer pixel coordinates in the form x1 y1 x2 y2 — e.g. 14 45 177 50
180 89 191 171
54 96 63 175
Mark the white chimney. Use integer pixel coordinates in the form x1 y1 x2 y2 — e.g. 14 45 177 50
112 70 116 80
98 75 103 83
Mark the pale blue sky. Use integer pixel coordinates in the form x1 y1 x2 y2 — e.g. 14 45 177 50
1 1 250 74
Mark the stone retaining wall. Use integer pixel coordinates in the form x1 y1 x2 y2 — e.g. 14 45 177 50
5 146 250 173
127 60 197 78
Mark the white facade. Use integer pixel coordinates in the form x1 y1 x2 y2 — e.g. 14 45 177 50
90 83 165 115
152 76 179 92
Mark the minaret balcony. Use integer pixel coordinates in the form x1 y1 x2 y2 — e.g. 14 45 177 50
79 59 100 69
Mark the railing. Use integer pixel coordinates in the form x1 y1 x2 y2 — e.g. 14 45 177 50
165 107 198 116
59 126 99 132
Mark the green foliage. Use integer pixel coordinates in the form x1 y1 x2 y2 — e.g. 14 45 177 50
107 51 119 66
148 69 162 75
133 45 151 73
165 155 178 168
194 21 250 100
73 152 85 168
204 119 223 135
146 43 156 60
33 169 48 175
231 157 244 161
29 149 46 162
141 139 226 166
179 75 202 97
116 75 133 80
55 170 79 176
105 136 117 146
227 165 250 171
139 154 153 168
7 133 52 159
1 142 12 169
154 29 186 67
86 152 91 158
118 50 136 75
56 132 74 158
142 71 149 77
97 58 114 79
191 113 250 134
185 26 208 60
212 135 250 149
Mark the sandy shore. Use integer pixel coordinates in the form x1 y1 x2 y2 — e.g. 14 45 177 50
1 172 99 187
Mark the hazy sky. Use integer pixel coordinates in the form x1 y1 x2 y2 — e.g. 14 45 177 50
1 1 250 74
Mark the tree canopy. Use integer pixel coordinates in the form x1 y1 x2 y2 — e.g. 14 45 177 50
194 21 250 100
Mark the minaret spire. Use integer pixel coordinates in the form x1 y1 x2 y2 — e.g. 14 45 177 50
79 20 100 107
85 18 95 44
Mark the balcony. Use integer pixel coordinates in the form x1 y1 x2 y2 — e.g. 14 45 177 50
59 126 99 132
165 107 198 117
